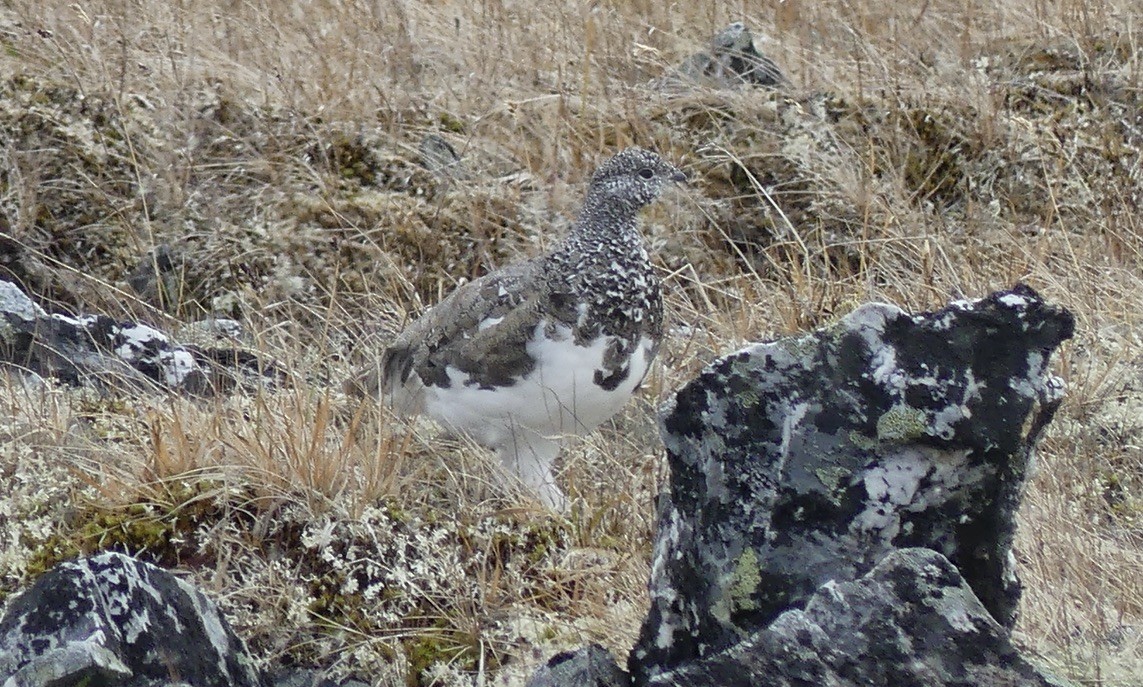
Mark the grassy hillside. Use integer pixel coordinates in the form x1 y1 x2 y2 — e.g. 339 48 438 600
0 0 1141 684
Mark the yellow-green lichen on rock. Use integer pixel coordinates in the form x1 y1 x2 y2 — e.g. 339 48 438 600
815 465 852 505
730 547 762 617
876 404 929 443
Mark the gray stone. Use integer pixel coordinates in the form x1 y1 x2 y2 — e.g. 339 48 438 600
418 133 468 180
0 279 282 393
630 284 1074 683
525 644 629 687
0 279 44 320
1 277 206 391
0 551 265 687
646 548 1072 687
665 22 786 91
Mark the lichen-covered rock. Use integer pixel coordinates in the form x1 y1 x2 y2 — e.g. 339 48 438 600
645 548 1072 687
529 551 1072 687
0 279 204 391
630 284 1074 683
0 551 265 687
0 279 281 393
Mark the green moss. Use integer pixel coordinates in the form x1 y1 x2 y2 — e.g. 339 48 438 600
307 580 371 631
437 112 467 134
23 533 82 579
323 131 380 186
483 514 570 570
386 501 411 524
403 625 485 687
21 479 239 579
1101 470 1143 526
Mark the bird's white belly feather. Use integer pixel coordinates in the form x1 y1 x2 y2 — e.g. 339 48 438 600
422 321 652 446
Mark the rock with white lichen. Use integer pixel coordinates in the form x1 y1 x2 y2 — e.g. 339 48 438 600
627 283 1075 684
532 549 1074 686
0 279 281 393
644 548 1072 687
0 551 266 687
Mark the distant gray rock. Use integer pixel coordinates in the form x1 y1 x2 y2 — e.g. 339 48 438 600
0 551 266 687
628 284 1074 684
0 278 206 391
418 133 469 179
663 22 786 91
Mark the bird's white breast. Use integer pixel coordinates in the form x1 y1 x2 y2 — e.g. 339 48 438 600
422 320 653 445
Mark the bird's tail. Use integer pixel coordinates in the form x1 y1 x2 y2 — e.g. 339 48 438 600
344 345 424 416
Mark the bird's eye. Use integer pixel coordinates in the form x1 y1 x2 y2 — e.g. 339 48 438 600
638 168 654 180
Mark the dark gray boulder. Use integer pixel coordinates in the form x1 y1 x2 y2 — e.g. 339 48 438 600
1 278 206 391
0 551 265 687
525 644 629 687
629 284 1074 683
525 549 1072 687
647 548 1070 687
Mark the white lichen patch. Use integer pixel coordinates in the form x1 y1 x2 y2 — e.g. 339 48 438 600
998 293 1031 309
839 303 905 346
0 384 99 588
112 323 202 387
0 281 45 320
854 447 976 539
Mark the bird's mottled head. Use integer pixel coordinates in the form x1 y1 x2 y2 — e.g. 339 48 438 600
587 147 687 212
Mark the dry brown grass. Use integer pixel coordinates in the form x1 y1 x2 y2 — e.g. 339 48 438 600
1 0 1142 684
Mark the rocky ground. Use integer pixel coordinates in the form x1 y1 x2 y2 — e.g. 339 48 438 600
1 1 1142 685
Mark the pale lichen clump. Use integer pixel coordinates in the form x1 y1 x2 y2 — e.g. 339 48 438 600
0 384 102 590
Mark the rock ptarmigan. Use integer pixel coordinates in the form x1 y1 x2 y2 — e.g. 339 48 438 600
348 147 686 510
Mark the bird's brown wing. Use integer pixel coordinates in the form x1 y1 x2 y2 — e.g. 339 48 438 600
346 259 549 402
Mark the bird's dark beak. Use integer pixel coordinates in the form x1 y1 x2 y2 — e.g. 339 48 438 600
671 170 688 184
